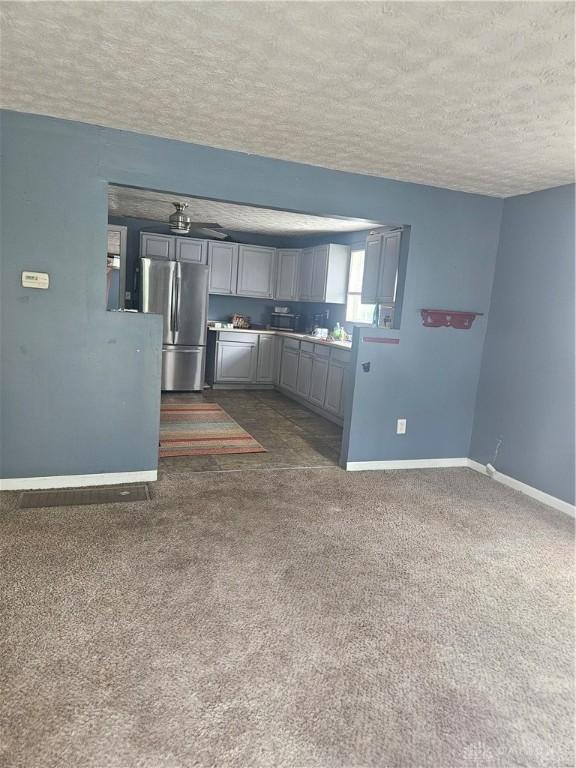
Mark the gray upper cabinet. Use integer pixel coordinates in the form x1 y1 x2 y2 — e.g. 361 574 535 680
236 245 276 298
208 242 239 295
138 231 352 305
323 244 350 303
298 248 314 301
275 249 300 301
299 244 350 303
377 231 401 305
310 245 329 302
361 235 383 304
141 233 173 260
361 230 401 305
175 237 208 264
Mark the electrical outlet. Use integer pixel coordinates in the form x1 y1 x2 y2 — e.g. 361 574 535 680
396 418 407 435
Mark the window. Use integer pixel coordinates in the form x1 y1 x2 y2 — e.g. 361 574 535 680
346 248 376 324
106 224 127 311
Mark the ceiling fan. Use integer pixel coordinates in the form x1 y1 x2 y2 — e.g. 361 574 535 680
167 202 228 239
121 200 227 240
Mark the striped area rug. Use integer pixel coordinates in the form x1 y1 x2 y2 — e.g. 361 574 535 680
159 401 266 458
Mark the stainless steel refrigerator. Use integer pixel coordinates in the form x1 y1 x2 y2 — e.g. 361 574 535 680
139 257 209 391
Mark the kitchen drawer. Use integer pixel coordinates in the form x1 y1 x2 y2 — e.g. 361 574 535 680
219 331 259 344
300 341 314 354
330 348 351 364
283 337 301 351
313 344 330 358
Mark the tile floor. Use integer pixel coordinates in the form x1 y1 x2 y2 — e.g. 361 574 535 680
159 389 343 475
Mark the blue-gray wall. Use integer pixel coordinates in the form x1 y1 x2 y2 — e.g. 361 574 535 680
341 221 501 463
1 110 502 480
0 116 163 480
207 294 346 330
470 184 575 504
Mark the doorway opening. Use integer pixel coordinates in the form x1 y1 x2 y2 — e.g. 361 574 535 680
107 183 406 472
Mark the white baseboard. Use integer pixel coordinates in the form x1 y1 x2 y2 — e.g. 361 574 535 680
346 458 469 471
466 459 487 474
465 460 575 518
0 470 157 491
345 457 574 517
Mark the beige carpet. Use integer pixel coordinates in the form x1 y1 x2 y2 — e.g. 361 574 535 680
0 467 573 768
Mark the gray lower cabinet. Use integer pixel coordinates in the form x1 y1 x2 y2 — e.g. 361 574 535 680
280 344 300 392
296 352 313 399
256 334 278 383
309 355 329 407
215 340 257 383
324 361 345 417
208 242 239 294
211 332 278 385
237 245 276 298
278 338 349 423
209 332 350 423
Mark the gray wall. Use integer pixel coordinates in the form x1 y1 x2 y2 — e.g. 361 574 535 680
470 184 575 503
1 110 502 480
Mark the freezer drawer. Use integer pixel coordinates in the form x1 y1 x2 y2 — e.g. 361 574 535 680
162 346 205 391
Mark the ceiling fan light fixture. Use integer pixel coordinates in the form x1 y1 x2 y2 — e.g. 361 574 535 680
169 202 191 234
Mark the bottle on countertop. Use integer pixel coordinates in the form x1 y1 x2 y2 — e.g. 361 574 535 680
332 322 342 340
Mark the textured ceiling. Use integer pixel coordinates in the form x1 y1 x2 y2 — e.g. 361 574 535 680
108 185 382 236
1 2 574 197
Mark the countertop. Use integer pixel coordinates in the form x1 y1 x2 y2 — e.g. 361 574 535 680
207 326 353 351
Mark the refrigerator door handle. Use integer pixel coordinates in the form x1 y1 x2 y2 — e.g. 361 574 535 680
173 268 181 332
169 269 176 332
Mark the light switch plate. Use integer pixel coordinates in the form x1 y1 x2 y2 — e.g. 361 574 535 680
22 271 49 289
397 418 407 435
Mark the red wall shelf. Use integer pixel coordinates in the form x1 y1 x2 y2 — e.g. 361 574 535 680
420 309 483 330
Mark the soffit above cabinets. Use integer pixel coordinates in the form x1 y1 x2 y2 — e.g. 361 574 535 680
2 2 574 197
108 186 383 237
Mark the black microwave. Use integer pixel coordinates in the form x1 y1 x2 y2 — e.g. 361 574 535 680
270 312 302 332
